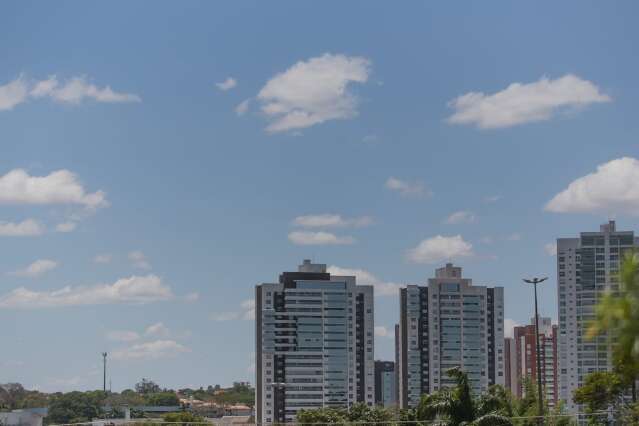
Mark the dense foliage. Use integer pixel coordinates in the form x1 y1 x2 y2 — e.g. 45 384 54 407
177 382 254 406
296 403 393 424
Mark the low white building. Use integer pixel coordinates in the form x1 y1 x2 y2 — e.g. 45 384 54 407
0 409 47 426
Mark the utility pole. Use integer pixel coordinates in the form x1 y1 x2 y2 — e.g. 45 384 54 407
102 352 107 393
523 277 548 425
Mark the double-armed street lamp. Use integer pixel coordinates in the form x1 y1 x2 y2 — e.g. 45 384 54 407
523 277 548 424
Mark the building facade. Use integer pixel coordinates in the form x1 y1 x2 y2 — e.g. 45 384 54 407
504 318 559 407
255 260 375 423
557 221 639 412
398 263 505 408
374 361 396 407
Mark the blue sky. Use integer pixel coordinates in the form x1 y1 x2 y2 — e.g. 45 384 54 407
1 1 639 392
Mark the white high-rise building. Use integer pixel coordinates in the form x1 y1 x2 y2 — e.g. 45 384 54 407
397 263 505 408
557 221 639 412
255 260 375 423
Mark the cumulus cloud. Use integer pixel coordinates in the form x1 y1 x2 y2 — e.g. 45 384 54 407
385 177 431 197
504 318 520 339
30 75 140 104
10 259 58 278
0 274 172 309
55 222 76 233
0 219 45 237
93 254 112 264
111 340 190 361
374 326 393 338
544 242 558 256
288 231 355 246
216 77 237 91
447 74 611 129
545 157 639 215
211 299 255 321
128 251 151 270
256 53 371 132
106 330 140 342
145 322 170 337
328 265 403 297
235 99 250 116
0 169 107 209
444 210 476 225
292 214 373 228
0 75 29 111
406 235 474 264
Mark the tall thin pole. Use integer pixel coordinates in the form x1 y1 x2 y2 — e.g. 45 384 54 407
533 282 544 424
102 352 107 393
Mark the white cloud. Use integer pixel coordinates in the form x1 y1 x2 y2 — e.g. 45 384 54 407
447 74 611 129
406 235 474 264
504 318 520 339
93 254 112 264
10 259 58 278
235 99 250 116
184 292 199 302
545 242 558 256
545 157 639 215
55 222 76 233
145 322 170 337
0 219 45 237
374 326 392 338
288 231 355 246
106 330 140 342
444 210 476 225
385 177 431 197
292 214 373 228
211 298 255 321
31 75 141 104
0 75 29 111
111 339 190 361
128 251 151 270
327 265 403 297
216 77 237 91
0 274 172 309
0 169 107 209
256 53 371 132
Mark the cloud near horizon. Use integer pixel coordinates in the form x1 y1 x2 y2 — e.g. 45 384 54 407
406 235 474 264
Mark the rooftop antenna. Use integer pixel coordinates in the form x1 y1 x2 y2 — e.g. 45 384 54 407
102 352 107 392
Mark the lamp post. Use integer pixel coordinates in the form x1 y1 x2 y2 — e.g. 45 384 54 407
523 277 548 425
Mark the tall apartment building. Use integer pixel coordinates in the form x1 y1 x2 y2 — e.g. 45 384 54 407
255 260 375 423
504 318 559 407
557 221 638 412
374 361 396 407
398 263 505 408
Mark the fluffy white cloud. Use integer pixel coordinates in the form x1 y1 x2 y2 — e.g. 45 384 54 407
128 251 151 270
288 231 355 246
10 259 58 278
385 177 430 197
256 53 371 132
374 326 392 338
106 330 140 342
216 77 237 91
447 74 611 129
211 299 255 321
407 235 474 264
292 214 373 228
328 265 403 297
235 99 250 116
0 75 29 111
0 169 107 209
0 274 172 309
31 75 140 104
55 222 76 233
145 322 170 337
544 242 558 256
444 210 476 225
93 254 112 264
111 340 190 361
545 157 639 215
0 75 140 110
0 219 45 237
504 318 520 339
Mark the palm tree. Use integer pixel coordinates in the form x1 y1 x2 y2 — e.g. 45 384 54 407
587 250 639 402
415 367 513 426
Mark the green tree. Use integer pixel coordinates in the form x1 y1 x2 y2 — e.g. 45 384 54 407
573 371 623 424
296 403 393 425
415 367 513 425
145 391 179 406
162 411 204 425
588 250 639 401
135 379 161 395
46 391 106 424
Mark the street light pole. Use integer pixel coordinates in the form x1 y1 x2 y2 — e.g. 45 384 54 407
523 277 548 425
